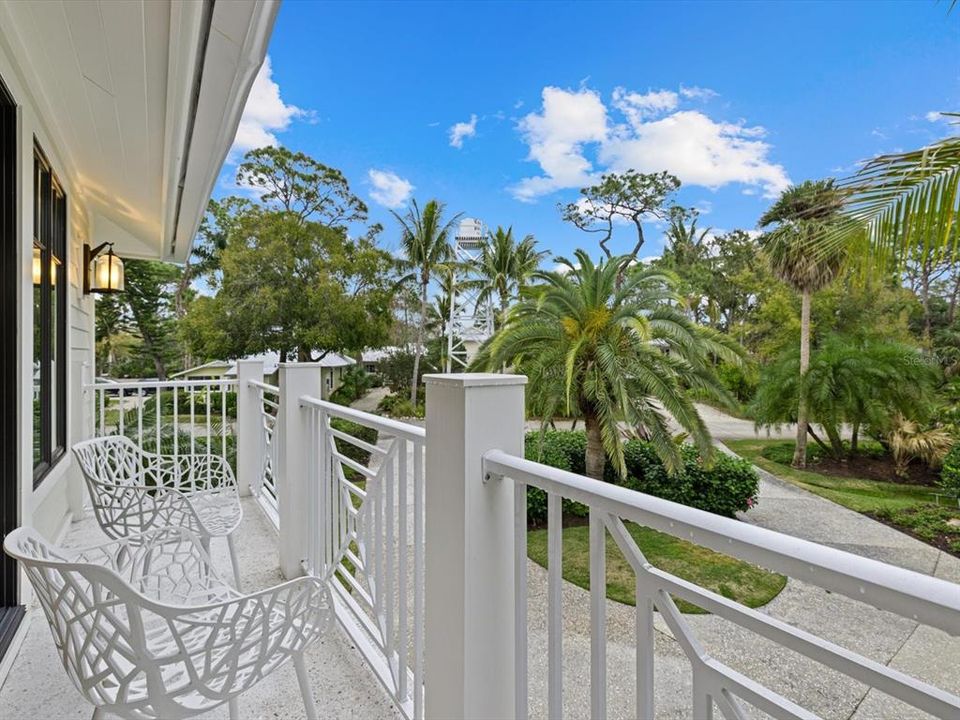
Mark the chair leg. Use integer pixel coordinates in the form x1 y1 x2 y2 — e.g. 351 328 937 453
294 653 318 720
227 533 242 590
228 696 240 720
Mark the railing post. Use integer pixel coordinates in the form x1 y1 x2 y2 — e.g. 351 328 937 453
235 359 264 497
423 373 526 720
276 362 323 579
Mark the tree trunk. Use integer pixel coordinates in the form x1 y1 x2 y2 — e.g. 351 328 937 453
948 270 960 326
584 409 605 480
793 288 811 468
850 419 860 454
920 255 932 341
410 280 427 404
823 423 845 461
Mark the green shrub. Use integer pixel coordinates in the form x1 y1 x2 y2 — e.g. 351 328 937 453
523 430 759 523
376 391 424 418
940 443 960 494
330 366 374 406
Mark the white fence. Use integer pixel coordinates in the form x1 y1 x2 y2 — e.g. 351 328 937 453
299 396 426 720
483 449 960 719
86 378 237 463
248 379 280 528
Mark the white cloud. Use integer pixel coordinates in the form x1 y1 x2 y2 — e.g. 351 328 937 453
368 169 414 209
449 114 478 148
512 87 608 201
679 85 718 101
512 85 790 201
612 87 678 126
926 111 946 123
233 56 304 152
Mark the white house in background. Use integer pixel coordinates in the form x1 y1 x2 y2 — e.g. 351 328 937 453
0 0 277 667
224 351 356 399
361 346 401 373
169 360 233 381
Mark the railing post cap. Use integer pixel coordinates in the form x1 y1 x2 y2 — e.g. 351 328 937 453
423 373 527 388
236 359 263 367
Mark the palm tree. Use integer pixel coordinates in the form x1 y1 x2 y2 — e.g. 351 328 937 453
475 227 547 329
759 180 847 468
470 250 741 480
392 199 461 403
818 131 959 265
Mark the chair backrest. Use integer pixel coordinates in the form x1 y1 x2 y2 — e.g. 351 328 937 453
72 436 178 539
3 527 151 710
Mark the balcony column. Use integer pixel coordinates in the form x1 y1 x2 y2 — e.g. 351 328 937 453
235 359 264 497
423 373 526 720
276 362 323 579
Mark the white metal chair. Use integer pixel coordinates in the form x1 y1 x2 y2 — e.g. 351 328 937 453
4 525 331 720
72 435 244 587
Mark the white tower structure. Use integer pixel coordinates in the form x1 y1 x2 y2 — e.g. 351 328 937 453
445 218 493 371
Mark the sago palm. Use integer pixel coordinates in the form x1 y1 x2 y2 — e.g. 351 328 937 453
392 199 461 403
475 226 547 329
759 179 847 468
470 250 742 480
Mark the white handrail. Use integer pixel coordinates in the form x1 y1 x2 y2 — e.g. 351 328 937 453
85 378 238 389
248 379 279 394
299 395 425 441
483 449 960 633
482 448 960 719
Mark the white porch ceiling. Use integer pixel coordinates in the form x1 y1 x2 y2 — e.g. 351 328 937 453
0 0 278 263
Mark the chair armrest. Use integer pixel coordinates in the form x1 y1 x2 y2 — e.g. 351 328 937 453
145 576 332 696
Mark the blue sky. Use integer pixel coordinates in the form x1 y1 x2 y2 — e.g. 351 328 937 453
220 0 959 263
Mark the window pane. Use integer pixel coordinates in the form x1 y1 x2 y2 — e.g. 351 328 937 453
49 258 58 449
32 245 42 468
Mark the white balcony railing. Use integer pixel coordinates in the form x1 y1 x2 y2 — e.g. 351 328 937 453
86 368 960 720
299 395 426 720
482 450 960 720
86 377 238 469
248 378 280 527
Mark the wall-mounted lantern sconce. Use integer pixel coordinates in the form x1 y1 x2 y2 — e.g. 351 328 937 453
83 242 125 294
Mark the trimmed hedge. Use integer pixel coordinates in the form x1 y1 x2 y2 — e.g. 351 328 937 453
524 430 759 524
940 443 960 494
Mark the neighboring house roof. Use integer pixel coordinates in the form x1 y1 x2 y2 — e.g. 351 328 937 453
223 351 356 377
318 352 357 368
0 1 278 262
361 347 402 363
170 361 232 379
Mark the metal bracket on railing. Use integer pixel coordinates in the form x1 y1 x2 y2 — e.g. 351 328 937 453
481 451 504 484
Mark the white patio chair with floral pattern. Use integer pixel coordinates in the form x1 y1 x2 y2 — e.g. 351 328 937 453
4 525 331 720
72 435 243 587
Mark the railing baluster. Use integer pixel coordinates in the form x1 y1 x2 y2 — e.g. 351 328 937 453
155 387 161 471
413 438 424 720
97 387 104 436
221 380 227 461
205 385 211 460
514 479 528 720
173 387 179 461
190 387 195 456
547 491 563 719
636 588 655 720
398 438 408 703
385 442 396 688
589 510 607 719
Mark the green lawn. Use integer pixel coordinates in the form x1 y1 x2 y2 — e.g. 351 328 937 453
725 439 947 513
726 439 960 554
527 522 787 614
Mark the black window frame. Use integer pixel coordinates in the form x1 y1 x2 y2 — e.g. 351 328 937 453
32 143 67 487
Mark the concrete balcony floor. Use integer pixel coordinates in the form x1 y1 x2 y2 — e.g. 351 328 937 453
0 497 402 720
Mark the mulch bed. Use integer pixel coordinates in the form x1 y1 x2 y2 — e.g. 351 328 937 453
865 511 960 558
806 453 941 486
